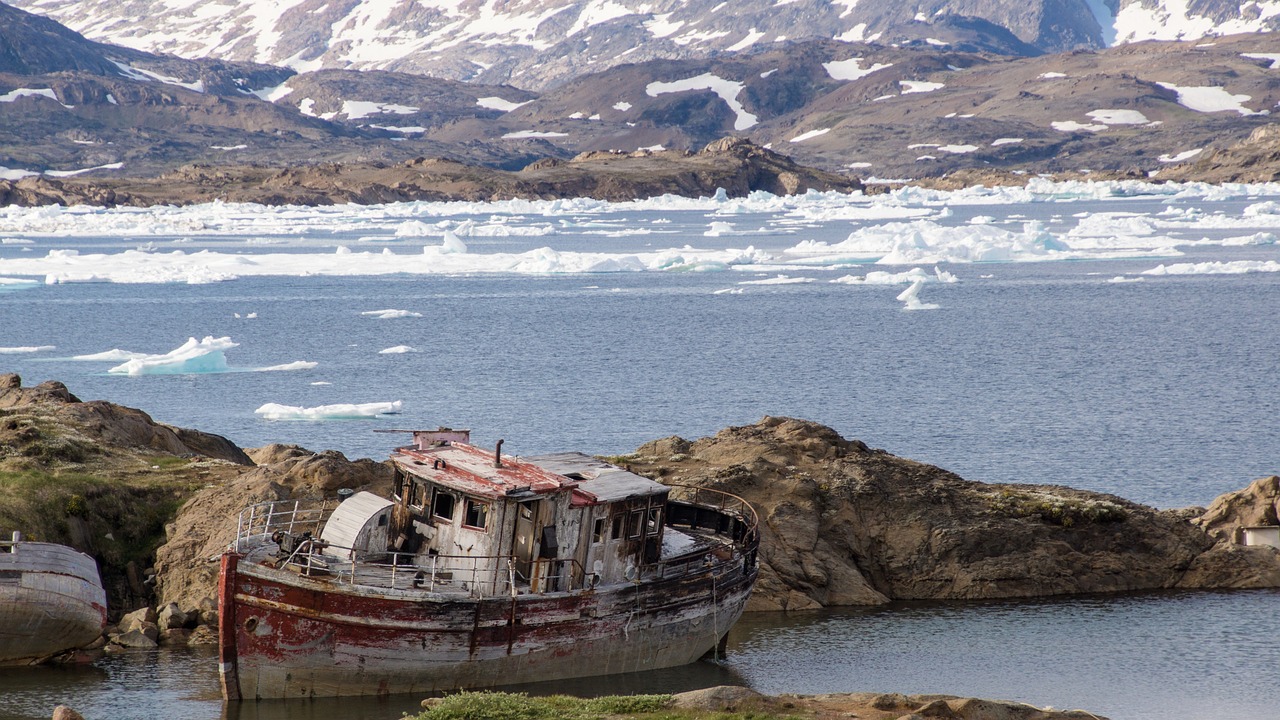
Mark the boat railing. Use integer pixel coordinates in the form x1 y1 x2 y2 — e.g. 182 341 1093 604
233 498 335 553
527 557 588 593
653 484 760 581
268 536 522 598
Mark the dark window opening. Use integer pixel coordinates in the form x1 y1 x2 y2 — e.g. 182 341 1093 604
611 514 624 540
463 499 489 530
592 518 606 543
432 491 456 522
410 481 426 508
646 508 661 535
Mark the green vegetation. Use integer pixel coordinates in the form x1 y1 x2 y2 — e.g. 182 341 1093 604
409 692 801 720
599 453 642 466
0 469 198 567
989 488 1128 528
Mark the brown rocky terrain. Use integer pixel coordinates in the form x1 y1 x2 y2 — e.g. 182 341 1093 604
0 373 390 621
618 416 1280 611
4 376 1278 622
0 138 861 206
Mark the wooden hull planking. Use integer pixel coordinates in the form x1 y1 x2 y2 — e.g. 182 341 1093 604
219 551 755 699
0 542 107 666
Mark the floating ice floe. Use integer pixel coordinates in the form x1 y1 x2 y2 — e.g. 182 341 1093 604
361 309 423 319
0 345 55 354
737 274 816 285
787 220 1083 264
1141 260 1280 276
104 336 316 375
896 279 939 310
831 266 958 285
1107 276 1145 283
70 349 148 361
254 401 403 420
379 346 418 354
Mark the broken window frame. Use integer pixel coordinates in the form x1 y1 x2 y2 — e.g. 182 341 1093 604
462 499 489 530
431 489 456 522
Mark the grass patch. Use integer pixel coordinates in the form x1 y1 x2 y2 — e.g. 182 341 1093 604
413 692 675 720
411 692 802 720
989 488 1128 528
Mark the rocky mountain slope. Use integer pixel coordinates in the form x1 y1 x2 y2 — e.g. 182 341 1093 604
6 0 1280 186
10 0 1280 90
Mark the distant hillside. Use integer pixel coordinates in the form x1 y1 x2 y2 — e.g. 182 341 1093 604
9 0 1280 89
4 1 1280 184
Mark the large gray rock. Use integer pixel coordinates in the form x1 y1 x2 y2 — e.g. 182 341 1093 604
628 417 1280 609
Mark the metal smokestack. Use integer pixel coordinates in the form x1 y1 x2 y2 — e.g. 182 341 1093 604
494 439 504 468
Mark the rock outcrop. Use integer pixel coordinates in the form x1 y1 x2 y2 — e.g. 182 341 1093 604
670 686 1106 720
622 417 1280 610
153 445 394 612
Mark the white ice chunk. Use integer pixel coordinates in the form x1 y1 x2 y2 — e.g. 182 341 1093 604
108 336 237 375
1142 260 1280 276
0 345 55 354
896 279 939 310
379 345 418 354
69 349 147 361
361 309 423 319
254 401 403 420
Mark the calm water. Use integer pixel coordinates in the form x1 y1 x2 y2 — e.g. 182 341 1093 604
2 590 1278 720
1 189 1279 719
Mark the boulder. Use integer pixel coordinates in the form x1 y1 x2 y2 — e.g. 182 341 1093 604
671 685 766 711
51 706 85 720
118 606 156 631
156 602 188 629
1195 475 1280 542
111 628 158 648
186 625 218 646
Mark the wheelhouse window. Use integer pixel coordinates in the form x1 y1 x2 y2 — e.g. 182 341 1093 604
592 518 606 544
611 514 625 540
432 490 456 522
463 499 489 530
409 480 426 509
627 509 644 539
646 508 661 535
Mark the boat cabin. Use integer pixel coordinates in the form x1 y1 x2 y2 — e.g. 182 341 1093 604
384 428 671 592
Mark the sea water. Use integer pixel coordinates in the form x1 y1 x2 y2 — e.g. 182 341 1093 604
1 181 1278 719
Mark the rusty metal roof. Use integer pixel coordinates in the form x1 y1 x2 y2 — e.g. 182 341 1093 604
524 452 667 503
394 442 571 500
394 444 666 504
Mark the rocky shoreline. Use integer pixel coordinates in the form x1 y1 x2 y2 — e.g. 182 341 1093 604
4 375 1277 716
0 138 860 207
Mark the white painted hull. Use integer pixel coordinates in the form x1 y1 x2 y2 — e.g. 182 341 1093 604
0 542 107 665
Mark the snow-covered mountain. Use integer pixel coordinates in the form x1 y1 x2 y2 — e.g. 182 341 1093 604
11 0 1273 89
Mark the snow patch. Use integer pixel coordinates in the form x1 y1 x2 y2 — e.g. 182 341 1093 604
823 57 893 81
646 73 757 130
477 96 529 112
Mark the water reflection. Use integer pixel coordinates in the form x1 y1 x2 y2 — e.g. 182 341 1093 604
2 590 1277 720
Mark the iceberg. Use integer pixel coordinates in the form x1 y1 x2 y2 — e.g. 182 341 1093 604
109 336 237 375
254 401 403 420
896 279 940 311
378 346 418 354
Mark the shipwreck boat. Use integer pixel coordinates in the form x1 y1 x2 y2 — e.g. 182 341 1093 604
218 429 759 700
0 532 108 666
